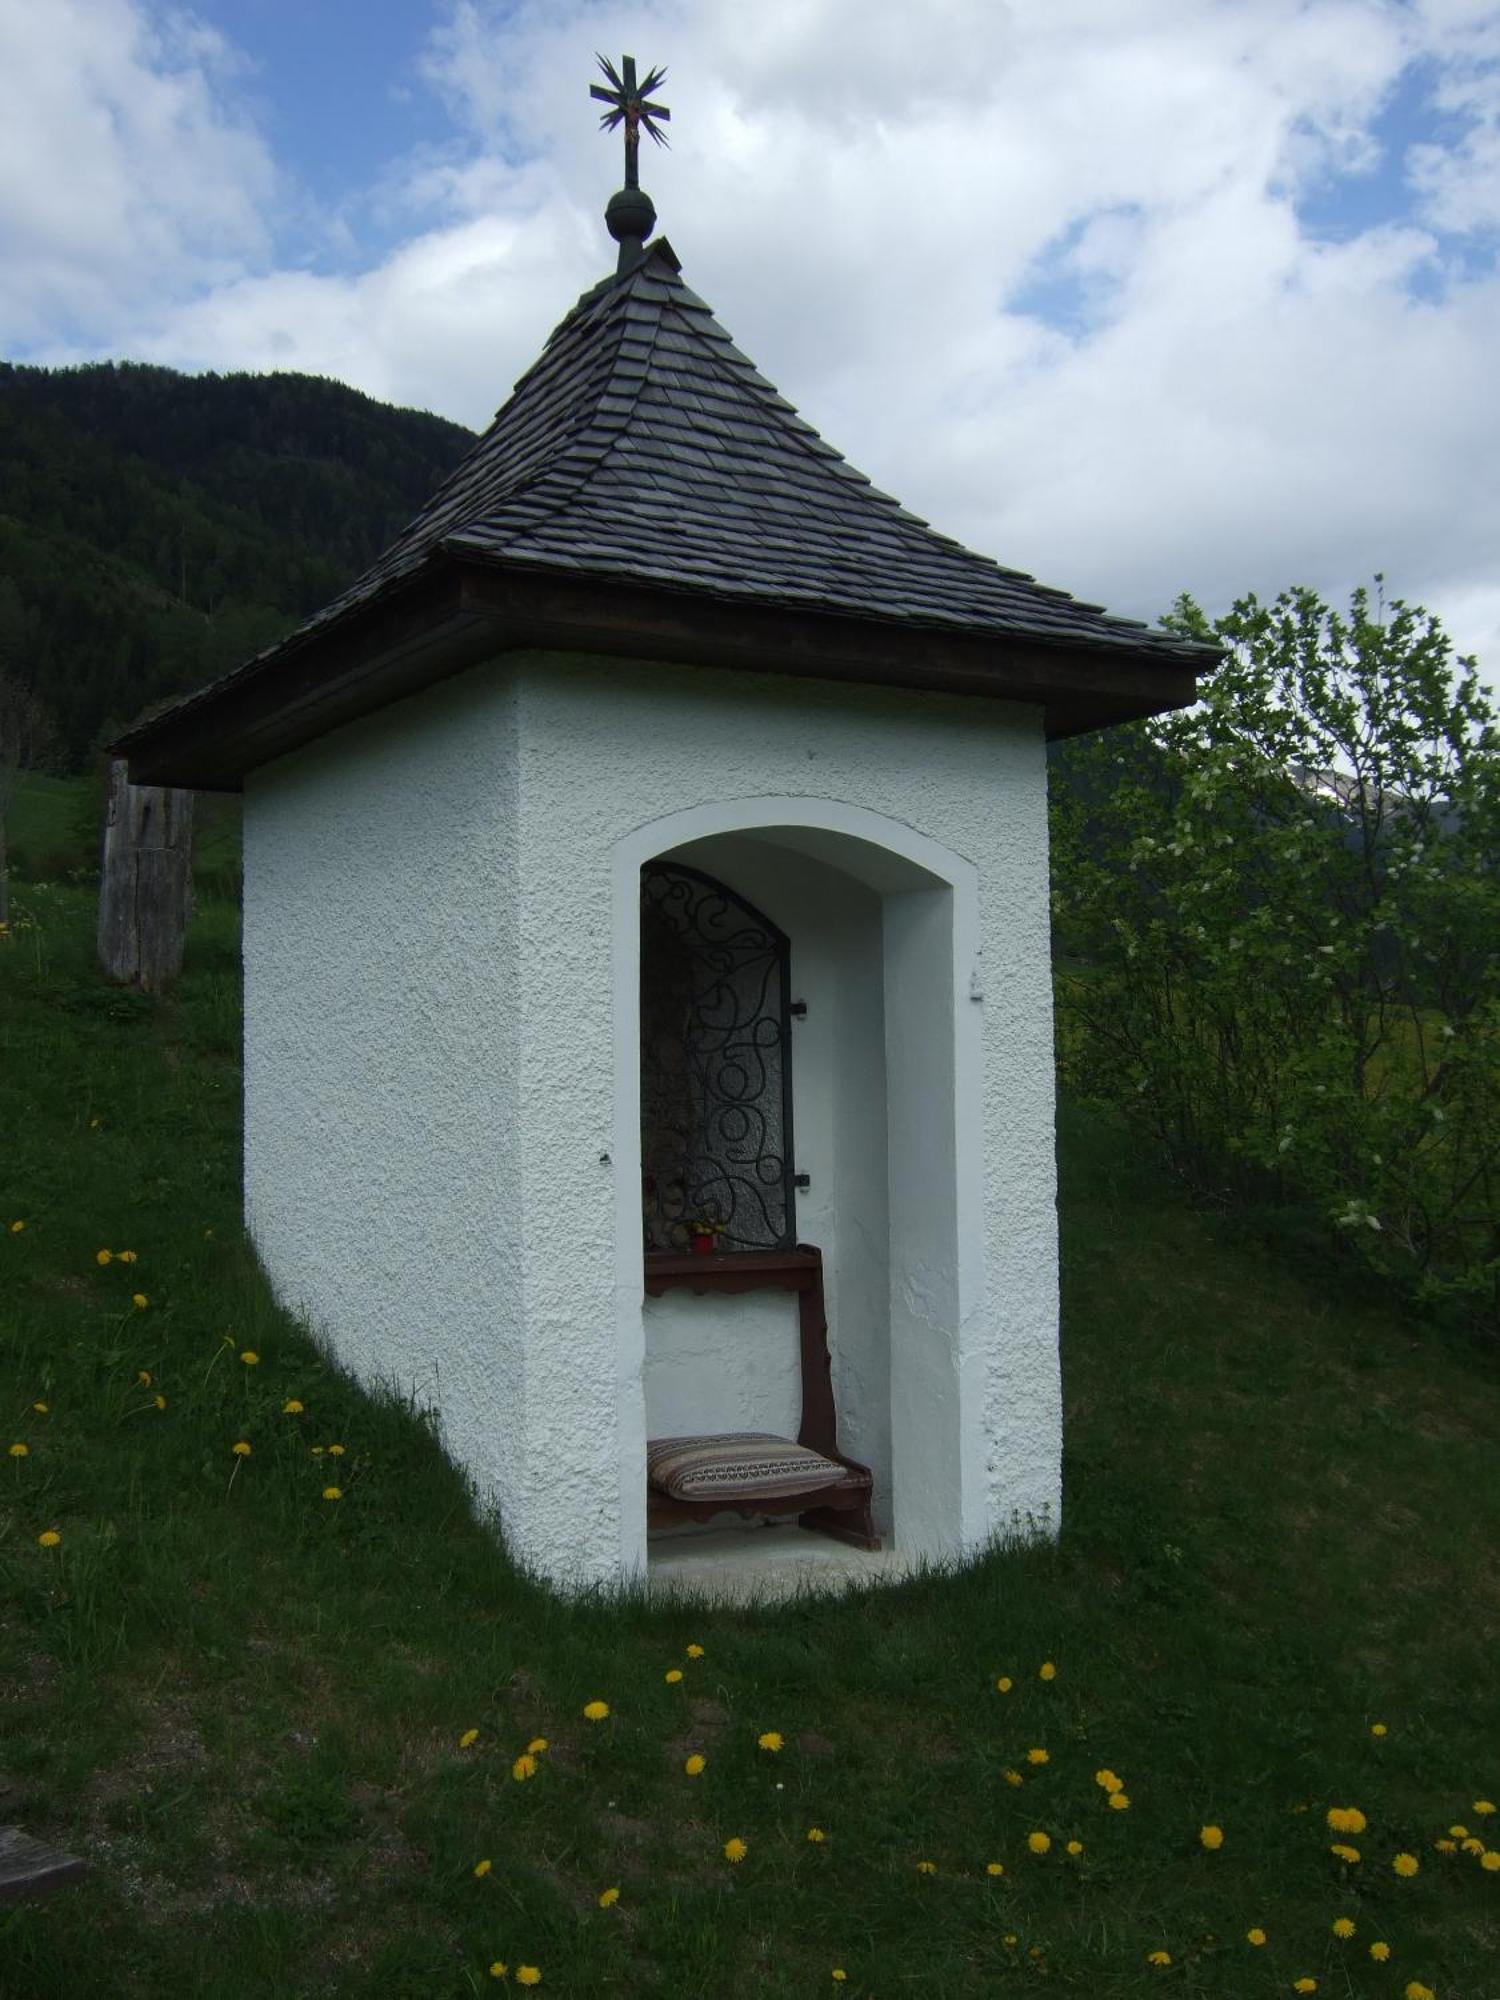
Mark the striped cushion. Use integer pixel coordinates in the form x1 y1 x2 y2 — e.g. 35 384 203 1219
646 1432 848 1503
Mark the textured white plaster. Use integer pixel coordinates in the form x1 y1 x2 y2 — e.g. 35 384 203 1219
643 1290 800 1439
242 649 1061 1591
242 669 523 1527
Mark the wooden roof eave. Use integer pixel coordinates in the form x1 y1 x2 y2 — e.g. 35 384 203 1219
115 552 1213 791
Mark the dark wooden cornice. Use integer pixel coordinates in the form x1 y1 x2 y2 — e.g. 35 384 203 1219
117 553 1206 791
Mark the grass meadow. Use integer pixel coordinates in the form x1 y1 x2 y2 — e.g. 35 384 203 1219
2 777 1499 1997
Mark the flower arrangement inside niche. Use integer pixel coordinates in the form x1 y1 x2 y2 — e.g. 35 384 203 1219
686 1214 726 1255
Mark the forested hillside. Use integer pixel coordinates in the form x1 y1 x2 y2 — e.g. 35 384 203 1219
0 361 475 766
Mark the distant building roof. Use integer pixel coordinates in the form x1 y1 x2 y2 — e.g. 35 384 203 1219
120 223 1215 790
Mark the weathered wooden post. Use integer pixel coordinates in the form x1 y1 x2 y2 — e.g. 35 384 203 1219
97 758 194 992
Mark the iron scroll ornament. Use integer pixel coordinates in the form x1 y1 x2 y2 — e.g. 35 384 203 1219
640 863 796 1251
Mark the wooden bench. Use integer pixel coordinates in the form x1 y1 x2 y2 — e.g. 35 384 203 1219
644 1244 879 1549
0 1826 86 1905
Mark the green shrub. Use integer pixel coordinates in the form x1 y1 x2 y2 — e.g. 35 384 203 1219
1051 581 1500 1335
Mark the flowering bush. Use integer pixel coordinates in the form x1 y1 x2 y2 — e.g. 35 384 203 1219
1051 582 1500 1335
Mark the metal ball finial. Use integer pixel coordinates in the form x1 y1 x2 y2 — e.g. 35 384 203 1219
590 54 670 271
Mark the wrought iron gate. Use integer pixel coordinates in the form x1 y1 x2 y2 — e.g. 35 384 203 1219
640 863 796 1251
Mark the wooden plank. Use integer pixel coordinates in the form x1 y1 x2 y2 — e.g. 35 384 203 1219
0 1826 87 1905
116 553 1210 791
97 758 194 992
644 1246 819 1293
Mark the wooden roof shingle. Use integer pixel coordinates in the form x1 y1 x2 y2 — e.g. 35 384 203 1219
118 236 1216 789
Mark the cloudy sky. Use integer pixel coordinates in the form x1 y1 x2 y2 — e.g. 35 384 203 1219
3 0 1498 678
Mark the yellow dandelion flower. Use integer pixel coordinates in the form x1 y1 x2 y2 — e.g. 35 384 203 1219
1393 1852 1420 1876
1146 1950 1171 1967
1462 1836 1485 1855
1371 1722 1388 1736
118 1251 137 1264
1246 1928 1267 1946
473 1858 492 1877
1003 1768 1024 1786
1026 1748 1049 1766
1329 1843 1361 1863
1450 1824 1469 1839
9 1219 24 1233
1482 1851 1500 1871
805 1827 826 1843
995 1675 1013 1692
723 1837 747 1863
832 1973 847 1985
239 1350 259 1366
1435 1839 1457 1853
664 1669 683 1684
686 1643 705 1658
516 1969 541 1988
1026 1831 1051 1854
37 1529 61 1547
1003 1934 1018 1948
1038 1661 1057 1680
137 1370 152 1386
96 1249 113 1265
459 1728 480 1748
1404 1985 1435 2000
1066 1840 1083 1856
32 1401 48 1414
598 1885 620 1907
283 1400 304 1414
582 1700 610 1722
1108 1792 1131 1811
322 1486 342 1501
132 1293 148 1309
154 1394 167 1410
985 1861 1005 1876
1332 1916 1355 1937
915 1859 937 1875
489 1964 507 1980
683 1753 706 1776
512 1754 537 1782
9 1442 28 1458
1293 1980 1318 1994
1200 1825 1224 1850
328 1444 346 1457
527 1738 548 1755
232 1440 251 1457
1474 1799 1496 1816
757 1731 783 1752
1094 1769 1122 1794
1369 1941 1390 1961
1326 1806 1367 1834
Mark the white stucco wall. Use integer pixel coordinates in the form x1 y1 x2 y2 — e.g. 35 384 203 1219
242 671 525 1522
242 648 1061 1589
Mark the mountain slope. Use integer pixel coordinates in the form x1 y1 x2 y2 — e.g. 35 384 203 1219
0 360 475 765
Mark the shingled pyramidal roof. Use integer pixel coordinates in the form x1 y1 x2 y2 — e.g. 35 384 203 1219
119 194 1215 788
319 237 1191 651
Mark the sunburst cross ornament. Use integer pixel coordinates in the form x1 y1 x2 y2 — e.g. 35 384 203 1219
590 54 670 191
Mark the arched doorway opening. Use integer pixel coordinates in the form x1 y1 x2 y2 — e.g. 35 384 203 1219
612 801 986 1583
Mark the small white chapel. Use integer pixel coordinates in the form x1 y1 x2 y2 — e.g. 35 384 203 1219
118 58 1214 1592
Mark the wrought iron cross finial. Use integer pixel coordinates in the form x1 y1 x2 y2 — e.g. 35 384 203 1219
591 53 670 191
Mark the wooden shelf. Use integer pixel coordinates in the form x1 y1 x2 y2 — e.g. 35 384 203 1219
644 1247 821 1296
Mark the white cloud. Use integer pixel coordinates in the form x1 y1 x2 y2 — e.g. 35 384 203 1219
0 0 274 346
7 0 1500 681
